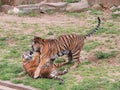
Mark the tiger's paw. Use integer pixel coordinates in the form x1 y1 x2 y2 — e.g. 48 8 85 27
63 68 68 74
34 68 40 79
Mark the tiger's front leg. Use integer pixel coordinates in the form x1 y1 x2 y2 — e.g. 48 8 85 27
34 57 49 79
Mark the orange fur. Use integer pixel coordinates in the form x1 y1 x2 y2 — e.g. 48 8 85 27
22 52 68 81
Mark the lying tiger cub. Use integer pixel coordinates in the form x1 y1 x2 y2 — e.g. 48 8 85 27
22 51 68 84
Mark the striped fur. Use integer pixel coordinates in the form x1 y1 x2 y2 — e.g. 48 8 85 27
32 17 101 78
22 51 68 84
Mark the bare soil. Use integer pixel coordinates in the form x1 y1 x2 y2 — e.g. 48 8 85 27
0 80 37 90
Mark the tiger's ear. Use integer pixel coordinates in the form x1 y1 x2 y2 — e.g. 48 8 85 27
34 36 41 39
33 36 45 42
34 36 43 41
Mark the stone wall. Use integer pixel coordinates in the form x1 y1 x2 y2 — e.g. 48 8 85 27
1 0 120 7
1 0 65 6
88 0 120 7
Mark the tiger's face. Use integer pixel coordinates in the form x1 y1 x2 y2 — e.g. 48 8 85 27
22 51 34 62
32 36 44 52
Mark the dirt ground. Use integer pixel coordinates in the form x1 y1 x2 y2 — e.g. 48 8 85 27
0 80 37 90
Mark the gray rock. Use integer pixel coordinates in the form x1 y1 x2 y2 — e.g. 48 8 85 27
113 10 120 14
8 7 23 14
0 5 13 13
41 2 67 12
86 10 92 14
92 4 103 10
110 6 118 11
66 0 90 12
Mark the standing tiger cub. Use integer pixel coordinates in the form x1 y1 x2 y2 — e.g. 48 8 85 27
32 17 101 79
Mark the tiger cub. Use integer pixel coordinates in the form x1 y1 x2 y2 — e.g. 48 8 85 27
32 17 101 78
22 51 68 84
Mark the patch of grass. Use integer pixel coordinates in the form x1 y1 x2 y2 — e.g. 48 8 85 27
22 77 66 90
82 61 91 65
111 13 120 19
28 12 38 17
18 12 39 17
47 31 54 35
46 25 85 36
3 48 21 59
102 27 120 35
84 41 101 52
21 23 32 28
96 51 117 59
0 73 16 80
12 79 23 84
0 61 23 80
110 81 120 90
55 58 66 63
0 0 2 6
64 12 86 18
77 63 109 77
66 0 81 3
72 77 120 90
0 37 7 49
89 9 103 15
47 10 56 14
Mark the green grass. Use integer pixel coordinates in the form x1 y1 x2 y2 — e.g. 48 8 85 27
84 41 101 52
0 37 7 49
66 0 81 3
72 78 120 90
47 31 54 35
89 9 103 15
11 79 23 84
111 13 120 19
64 12 87 18
18 11 39 17
0 61 23 80
46 25 87 37
95 51 117 59
46 10 56 14
0 0 2 6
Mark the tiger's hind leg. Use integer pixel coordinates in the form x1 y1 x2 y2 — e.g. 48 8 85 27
50 69 68 84
71 50 81 69
56 52 73 66
67 52 73 64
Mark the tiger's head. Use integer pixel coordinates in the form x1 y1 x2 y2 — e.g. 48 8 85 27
22 50 33 62
32 36 44 52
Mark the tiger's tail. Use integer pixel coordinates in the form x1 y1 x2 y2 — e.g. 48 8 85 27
84 17 101 39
